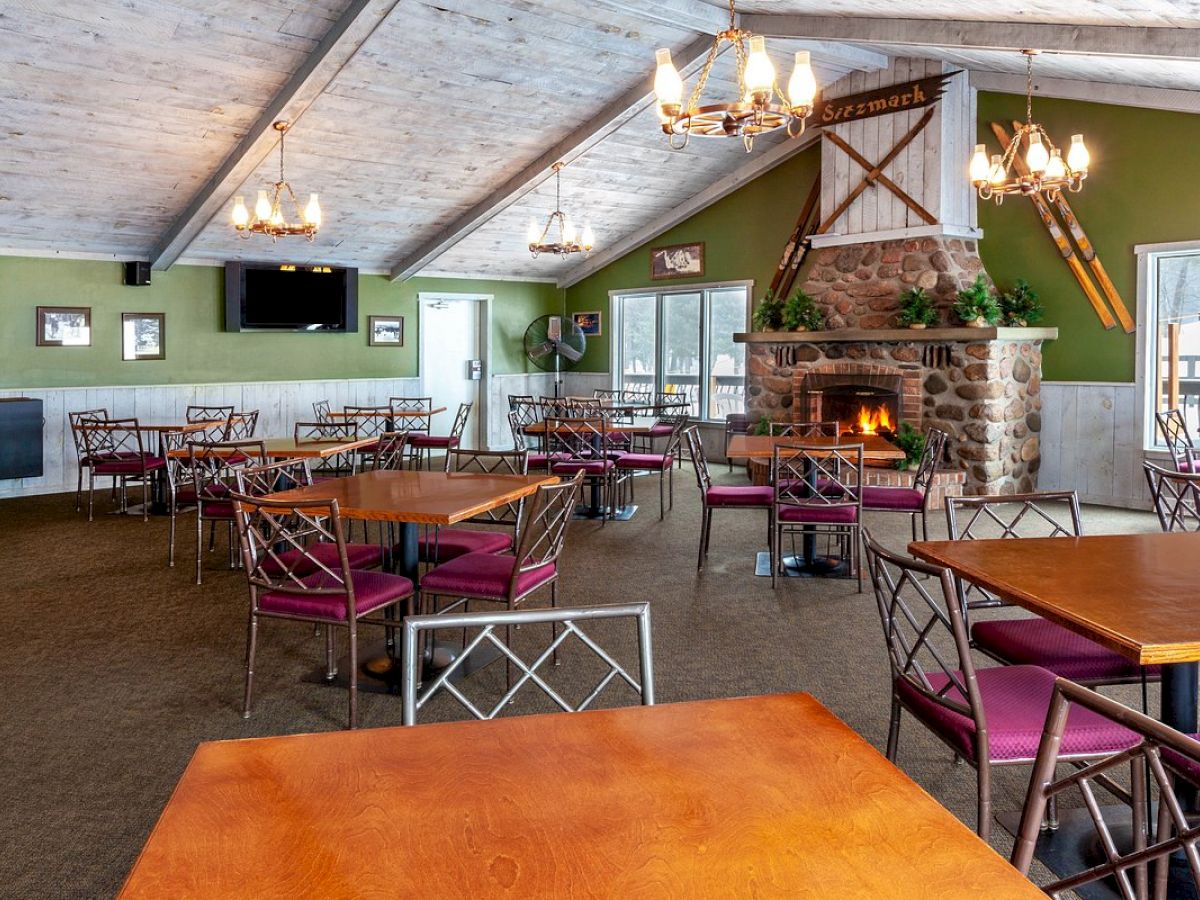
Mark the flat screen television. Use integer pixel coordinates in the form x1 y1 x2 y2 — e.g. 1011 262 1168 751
224 262 357 332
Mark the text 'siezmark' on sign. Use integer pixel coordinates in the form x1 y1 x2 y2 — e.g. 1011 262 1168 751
814 72 958 127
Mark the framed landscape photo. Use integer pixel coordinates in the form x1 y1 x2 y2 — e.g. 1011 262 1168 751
572 311 602 337
36 306 92 347
122 312 165 361
650 242 704 280
369 315 404 347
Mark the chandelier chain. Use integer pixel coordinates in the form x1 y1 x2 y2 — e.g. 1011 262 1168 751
1025 52 1034 125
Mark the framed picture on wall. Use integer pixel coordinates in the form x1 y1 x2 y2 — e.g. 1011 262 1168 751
36 306 92 347
572 311 602 337
369 315 404 347
650 242 704 280
121 312 165 361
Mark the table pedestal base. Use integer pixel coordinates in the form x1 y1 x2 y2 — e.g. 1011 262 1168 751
573 503 637 522
754 551 849 578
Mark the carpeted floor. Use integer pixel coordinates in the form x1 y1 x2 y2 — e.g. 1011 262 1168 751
0 468 1161 898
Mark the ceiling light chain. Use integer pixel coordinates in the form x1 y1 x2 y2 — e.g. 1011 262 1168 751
526 162 594 259
230 121 322 242
968 50 1090 204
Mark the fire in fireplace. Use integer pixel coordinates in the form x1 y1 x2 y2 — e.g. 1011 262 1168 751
852 403 893 437
810 384 900 439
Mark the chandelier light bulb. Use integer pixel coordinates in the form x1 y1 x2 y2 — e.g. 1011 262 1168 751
1026 133 1049 174
562 217 576 245
231 196 250 227
254 190 272 221
1067 134 1090 174
526 218 542 245
1044 148 1067 180
303 193 321 227
654 48 684 112
580 223 595 251
744 36 775 100
269 205 285 227
968 144 990 184
989 155 1007 185
786 51 816 110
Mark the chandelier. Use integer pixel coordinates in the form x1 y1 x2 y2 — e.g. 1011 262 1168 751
526 162 594 258
969 50 1090 203
231 121 321 241
652 0 817 152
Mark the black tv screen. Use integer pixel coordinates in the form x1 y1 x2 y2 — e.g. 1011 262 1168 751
224 262 357 332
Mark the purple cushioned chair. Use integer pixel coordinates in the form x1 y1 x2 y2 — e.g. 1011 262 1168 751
389 396 432 437
186 439 265 584
1155 408 1199 473
1144 460 1200 533
686 425 774 571
230 491 415 729
946 491 1157 692
78 416 167 521
862 530 1140 841
615 414 688 520
860 426 948 541
69 408 108 512
1011 678 1200 898
409 401 472 471
546 415 628 524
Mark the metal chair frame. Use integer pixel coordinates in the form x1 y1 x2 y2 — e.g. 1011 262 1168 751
223 409 260 441
862 426 949 541
687 425 773 571
312 399 333 424
772 440 864 590
769 420 839 438
186 440 265 584
619 414 688 519
545 416 628 523
230 491 415 729
78 417 159 521
389 396 432 434
69 408 108 511
508 410 528 452
186 404 235 442
295 421 359 478
1144 461 1200 532
412 401 472 470
371 431 411 471
1155 408 1198 473
235 457 313 497
1011 678 1200 899
723 412 750 472
401 602 654 725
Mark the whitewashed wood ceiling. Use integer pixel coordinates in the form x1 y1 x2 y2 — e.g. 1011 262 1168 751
3 0 1200 281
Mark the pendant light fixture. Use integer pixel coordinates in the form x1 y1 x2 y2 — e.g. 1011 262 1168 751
526 162 594 258
231 121 322 241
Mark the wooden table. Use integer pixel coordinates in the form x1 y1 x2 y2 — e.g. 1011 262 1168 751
326 406 447 421
522 415 662 436
166 437 378 460
910 532 1200 734
120 692 1040 899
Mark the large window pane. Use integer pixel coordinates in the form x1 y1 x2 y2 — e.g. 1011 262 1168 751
618 294 656 398
1155 254 1200 444
663 292 702 417
708 287 747 419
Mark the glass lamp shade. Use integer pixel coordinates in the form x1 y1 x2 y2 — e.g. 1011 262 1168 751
969 144 990 183
1044 149 1067 180
580 224 595 251
786 51 816 109
254 190 272 221
1026 133 1050 173
654 48 684 110
743 36 775 99
988 155 1007 185
526 218 542 244
562 218 576 244
1067 134 1090 173
231 196 250 227
303 193 321 228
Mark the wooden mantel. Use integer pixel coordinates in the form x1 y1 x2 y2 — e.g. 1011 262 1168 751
733 327 1058 344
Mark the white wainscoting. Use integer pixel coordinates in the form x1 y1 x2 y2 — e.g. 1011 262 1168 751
1038 381 1150 509
488 373 557 447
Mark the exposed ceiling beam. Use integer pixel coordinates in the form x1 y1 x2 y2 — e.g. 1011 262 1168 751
743 14 1200 61
588 0 733 35
149 0 401 271
387 34 716 283
971 69 1200 115
558 128 821 290
795 41 890 73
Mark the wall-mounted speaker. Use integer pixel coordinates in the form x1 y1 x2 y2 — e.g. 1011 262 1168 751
123 261 151 286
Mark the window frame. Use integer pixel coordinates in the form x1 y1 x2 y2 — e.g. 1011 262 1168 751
608 279 753 423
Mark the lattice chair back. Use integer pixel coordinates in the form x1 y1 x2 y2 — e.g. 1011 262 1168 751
225 409 260 440
312 399 332 424
592 389 620 401
912 426 950 495
510 472 583 591
685 426 713 494
445 449 530 528
79 417 148 463
944 490 1082 609
545 415 606 461
345 405 392 438
389 396 432 432
294 421 358 477
372 431 410 471
186 404 235 441
770 420 838 438
657 413 690 456
234 457 313 498
186 440 265 505
508 397 540 429
1156 408 1195 471
508 411 528 452
163 429 198 497
69 408 108 459
861 529 983 742
1144 462 1200 532
1011 678 1198 898
401 601 654 725
539 396 573 419
448 402 473 440
773 440 863 512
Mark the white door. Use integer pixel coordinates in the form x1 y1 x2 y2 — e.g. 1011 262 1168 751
420 296 484 449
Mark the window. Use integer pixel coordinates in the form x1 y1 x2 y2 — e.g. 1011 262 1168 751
611 282 750 421
1139 243 1200 449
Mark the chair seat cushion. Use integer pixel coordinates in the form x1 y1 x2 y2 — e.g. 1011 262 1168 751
93 454 166 475
263 542 384 577
176 484 231 505
410 435 460 449
895 664 1140 763
778 504 858 524
648 424 675 437
420 552 555 599
972 618 1156 683
200 500 236 519
706 485 774 507
616 452 673 470
860 486 925 512
552 459 613 475
1162 734 1200 784
415 528 512 564
259 569 414 621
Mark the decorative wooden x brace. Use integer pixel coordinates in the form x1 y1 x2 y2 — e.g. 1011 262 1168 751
816 106 938 234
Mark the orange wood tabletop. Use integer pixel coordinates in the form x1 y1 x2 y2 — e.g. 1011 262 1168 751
119 693 1040 899
523 415 661 436
326 406 447 419
726 433 905 460
81 420 223 434
166 437 378 460
265 469 558 525
910 532 1200 666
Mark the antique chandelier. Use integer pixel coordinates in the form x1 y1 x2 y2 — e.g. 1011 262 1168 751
231 121 321 241
652 0 817 152
969 50 1090 203
526 162 594 258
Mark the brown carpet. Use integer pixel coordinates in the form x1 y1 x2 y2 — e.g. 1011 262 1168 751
0 471 1160 898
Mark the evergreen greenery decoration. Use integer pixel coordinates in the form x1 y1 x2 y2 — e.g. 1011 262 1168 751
751 289 784 331
893 422 926 471
782 290 825 332
897 287 938 328
999 279 1044 326
953 275 1001 326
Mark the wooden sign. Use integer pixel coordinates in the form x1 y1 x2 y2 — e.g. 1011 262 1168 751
813 71 958 127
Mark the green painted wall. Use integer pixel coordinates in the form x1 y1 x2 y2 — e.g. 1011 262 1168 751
0 257 558 388
565 146 823 371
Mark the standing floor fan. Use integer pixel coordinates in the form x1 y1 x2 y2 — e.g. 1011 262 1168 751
523 315 586 397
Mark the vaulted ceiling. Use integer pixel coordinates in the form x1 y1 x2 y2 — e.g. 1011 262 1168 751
3 0 1199 285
